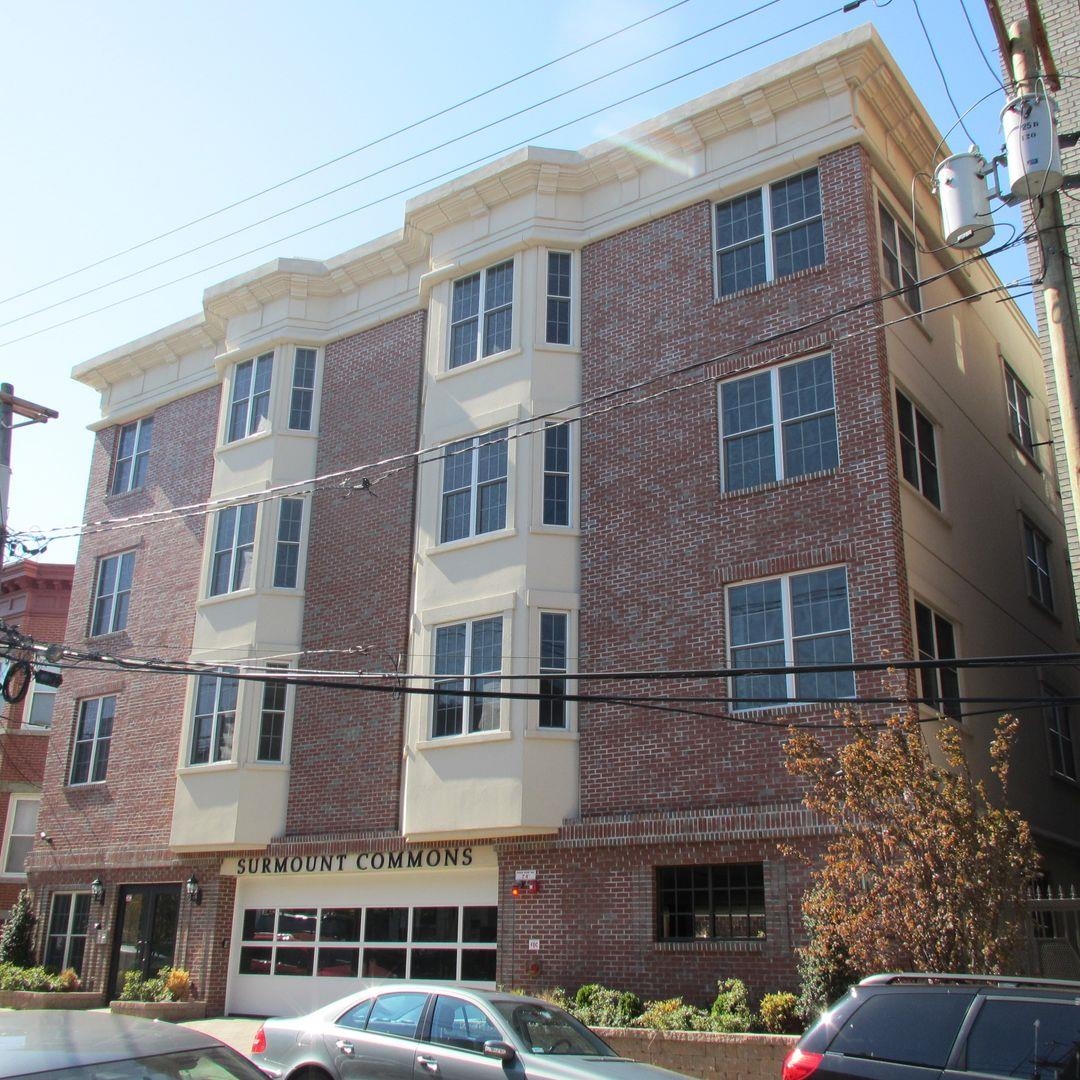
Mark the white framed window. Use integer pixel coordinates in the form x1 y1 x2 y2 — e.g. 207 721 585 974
209 503 257 596
273 499 305 589
914 599 960 720
1043 689 1078 781
1022 517 1054 611
69 696 115 785
895 389 941 508
546 252 572 345
111 416 153 494
727 566 854 710
227 351 274 442
879 203 921 313
289 347 318 431
44 893 91 974
714 169 824 297
432 616 502 737
538 611 569 729
190 671 239 765
449 260 514 368
440 430 508 543
257 664 289 763
24 669 59 729
1 794 40 877
719 353 838 492
1004 364 1036 457
91 552 135 636
542 423 571 527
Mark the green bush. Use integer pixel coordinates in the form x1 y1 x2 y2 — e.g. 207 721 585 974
758 991 801 1034
0 890 36 967
0 962 81 992
573 984 642 1028
709 978 754 1033
633 997 712 1031
118 966 192 1003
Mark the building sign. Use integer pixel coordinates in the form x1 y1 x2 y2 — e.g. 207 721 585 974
225 846 476 877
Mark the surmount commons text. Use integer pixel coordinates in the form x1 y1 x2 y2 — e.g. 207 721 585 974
231 847 475 876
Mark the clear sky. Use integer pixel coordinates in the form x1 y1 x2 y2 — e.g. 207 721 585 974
0 0 1034 565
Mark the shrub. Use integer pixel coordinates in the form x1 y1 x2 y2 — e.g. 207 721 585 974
573 984 642 1028
0 963 80 992
0 890 36 967
758 992 801 1034
164 967 193 1002
119 967 192 1002
633 997 712 1031
709 978 754 1033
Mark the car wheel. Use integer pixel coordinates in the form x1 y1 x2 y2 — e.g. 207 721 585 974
290 1068 334 1080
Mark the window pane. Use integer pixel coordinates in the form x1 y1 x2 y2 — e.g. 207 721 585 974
362 949 407 979
320 909 362 942
413 907 459 942
365 908 408 942
411 949 457 980
462 906 497 943
316 947 359 977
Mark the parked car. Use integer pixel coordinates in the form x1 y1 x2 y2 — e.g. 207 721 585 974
782 972 1080 1080
251 982 692 1080
0 1009 270 1080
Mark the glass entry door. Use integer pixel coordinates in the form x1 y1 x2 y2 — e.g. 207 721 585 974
109 884 181 1000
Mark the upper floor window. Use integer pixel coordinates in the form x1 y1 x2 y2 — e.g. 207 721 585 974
546 252 572 345
24 669 59 729
449 261 513 368
228 352 273 442
1043 689 1078 781
91 552 135 636
70 696 115 785
542 423 571 526
656 863 765 941
433 616 502 737
1022 517 1054 611
728 566 854 711
1004 364 1036 458
914 600 960 720
273 499 305 589
111 417 153 494
719 353 838 492
190 672 238 765
879 204 921 313
209 504 257 596
44 893 91 975
895 390 940 508
1 795 39 877
289 348 318 431
440 430 508 543
539 611 569 729
257 665 289 763
714 169 823 298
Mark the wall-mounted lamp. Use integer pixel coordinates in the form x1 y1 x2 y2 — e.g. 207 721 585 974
90 877 105 904
185 874 202 905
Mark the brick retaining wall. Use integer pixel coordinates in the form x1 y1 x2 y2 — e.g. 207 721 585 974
596 1028 796 1080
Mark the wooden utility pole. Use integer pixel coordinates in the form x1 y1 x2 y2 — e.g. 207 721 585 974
0 384 59 565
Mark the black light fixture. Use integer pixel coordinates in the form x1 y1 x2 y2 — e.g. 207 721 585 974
90 877 105 904
185 874 202 905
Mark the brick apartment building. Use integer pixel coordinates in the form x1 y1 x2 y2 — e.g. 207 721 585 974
0 561 73 919
23 25 1080 1014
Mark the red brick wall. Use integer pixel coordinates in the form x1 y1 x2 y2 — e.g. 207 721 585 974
287 312 425 836
577 144 913 819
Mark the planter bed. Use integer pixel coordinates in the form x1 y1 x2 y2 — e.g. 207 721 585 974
109 1000 208 1022
0 989 105 1010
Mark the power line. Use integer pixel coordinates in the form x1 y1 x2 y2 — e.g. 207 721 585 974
911 0 978 146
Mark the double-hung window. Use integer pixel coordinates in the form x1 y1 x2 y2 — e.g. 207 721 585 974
1004 365 1036 457
111 417 153 493
44 893 91 974
656 864 765 941
273 499 305 589
914 600 960 720
91 552 135 636
257 664 288 763
542 423 571 526
449 261 514 368
1 795 39 877
24 670 58 728
719 354 838 492
190 671 239 764
209 503 257 596
1043 689 1078 780
714 169 824 297
432 617 502 737
70 696 115 785
289 348 317 431
440 430 508 543
546 252 572 345
879 204 921 313
728 567 854 710
539 611 569 729
228 352 273 442
896 390 941 507
1022 517 1054 610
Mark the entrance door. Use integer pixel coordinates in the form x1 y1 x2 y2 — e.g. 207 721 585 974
110 885 181 1000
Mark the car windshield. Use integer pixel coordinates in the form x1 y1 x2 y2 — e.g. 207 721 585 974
7 1045 266 1080
489 1002 617 1057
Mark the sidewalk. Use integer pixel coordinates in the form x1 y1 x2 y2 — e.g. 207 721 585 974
182 1016 264 1057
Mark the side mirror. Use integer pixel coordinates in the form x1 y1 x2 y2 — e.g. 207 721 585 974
483 1041 517 1064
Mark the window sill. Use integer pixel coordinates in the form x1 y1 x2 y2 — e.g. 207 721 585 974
529 524 580 537
20 726 51 736
1050 770 1080 788
438 346 522 380
197 586 259 608
428 528 516 556
177 761 239 776
524 726 577 741
417 729 513 751
885 294 931 340
105 486 147 501
216 427 275 454
898 478 949 522
1028 595 1060 622
655 938 765 952
713 262 825 304
1008 432 1043 471
536 341 579 354
719 468 838 500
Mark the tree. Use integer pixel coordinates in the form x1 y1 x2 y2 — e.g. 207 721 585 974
784 711 1038 1014
0 888 37 966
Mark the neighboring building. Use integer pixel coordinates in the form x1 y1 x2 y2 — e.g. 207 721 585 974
27 25 1080 1014
0 560 73 919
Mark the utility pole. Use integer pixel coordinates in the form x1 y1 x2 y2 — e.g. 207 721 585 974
0 384 59 567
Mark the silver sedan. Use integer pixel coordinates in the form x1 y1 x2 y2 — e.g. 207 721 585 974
250 983 691 1080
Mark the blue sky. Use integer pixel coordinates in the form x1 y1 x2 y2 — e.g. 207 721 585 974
0 0 1033 565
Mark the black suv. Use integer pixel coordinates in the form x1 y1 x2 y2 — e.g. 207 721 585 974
782 973 1080 1080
